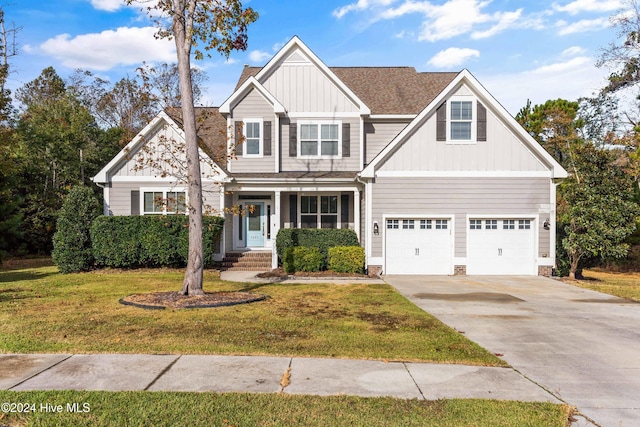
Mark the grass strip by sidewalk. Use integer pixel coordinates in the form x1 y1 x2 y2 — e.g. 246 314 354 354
0 390 572 427
0 265 503 366
568 269 640 302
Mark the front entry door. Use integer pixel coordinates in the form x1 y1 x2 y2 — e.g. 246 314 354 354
246 202 265 247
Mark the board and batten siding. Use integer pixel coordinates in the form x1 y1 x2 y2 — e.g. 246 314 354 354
107 182 222 216
113 124 220 179
229 89 276 173
379 107 548 173
370 177 551 258
262 62 359 114
364 121 409 165
279 117 361 172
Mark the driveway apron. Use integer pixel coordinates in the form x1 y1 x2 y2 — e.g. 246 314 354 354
386 275 640 427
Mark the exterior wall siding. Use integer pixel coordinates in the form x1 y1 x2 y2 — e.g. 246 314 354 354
370 177 551 258
229 89 277 173
364 121 409 165
280 117 361 171
378 108 548 173
262 63 359 113
107 182 222 217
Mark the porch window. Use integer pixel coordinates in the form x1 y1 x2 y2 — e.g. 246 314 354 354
299 195 340 229
298 122 340 158
142 190 186 215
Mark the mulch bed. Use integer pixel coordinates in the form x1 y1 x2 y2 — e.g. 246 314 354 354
257 268 375 279
120 291 267 310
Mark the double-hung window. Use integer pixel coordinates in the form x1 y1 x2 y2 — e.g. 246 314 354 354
243 119 262 156
142 189 186 215
300 195 339 228
450 100 473 141
298 122 340 158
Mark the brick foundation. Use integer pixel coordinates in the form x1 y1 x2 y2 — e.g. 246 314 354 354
538 265 553 277
454 265 466 275
367 265 382 277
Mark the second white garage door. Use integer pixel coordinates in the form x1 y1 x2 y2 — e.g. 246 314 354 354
385 218 452 275
467 218 535 275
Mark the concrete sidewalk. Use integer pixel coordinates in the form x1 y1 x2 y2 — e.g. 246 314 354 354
1 353 558 402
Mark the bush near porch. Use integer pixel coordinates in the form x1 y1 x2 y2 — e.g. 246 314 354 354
328 246 365 274
276 228 359 267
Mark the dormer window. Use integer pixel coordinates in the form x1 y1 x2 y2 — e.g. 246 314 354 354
450 101 473 141
243 119 262 156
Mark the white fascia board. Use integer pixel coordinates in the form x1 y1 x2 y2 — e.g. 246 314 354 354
253 36 371 116
375 170 552 178
219 76 285 115
361 69 568 179
92 111 180 184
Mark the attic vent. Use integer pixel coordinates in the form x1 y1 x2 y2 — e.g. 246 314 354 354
284 51 310 64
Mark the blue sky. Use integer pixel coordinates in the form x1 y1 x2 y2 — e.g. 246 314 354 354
8 0 628 114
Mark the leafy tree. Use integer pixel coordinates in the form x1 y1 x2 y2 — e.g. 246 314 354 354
129 0 258 295
52 186 101 273
558 144 639 278
516 99 583 175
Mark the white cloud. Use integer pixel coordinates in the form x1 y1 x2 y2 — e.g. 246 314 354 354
333 0 397 19
531 56 592 73
562 46 587 56
557 17 610 35
89 0 125 12
471 9 522 39
37 26 175 71
249 50 272 63
553 0 624 15
428 47 480 68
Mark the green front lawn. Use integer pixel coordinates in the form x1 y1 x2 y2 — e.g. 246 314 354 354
0 262 503 365
568 269 640 302
0 390 572 427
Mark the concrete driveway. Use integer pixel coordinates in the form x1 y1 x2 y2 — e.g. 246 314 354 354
385 275 640 427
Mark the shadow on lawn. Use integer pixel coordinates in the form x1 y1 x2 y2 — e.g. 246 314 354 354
0 269 58 283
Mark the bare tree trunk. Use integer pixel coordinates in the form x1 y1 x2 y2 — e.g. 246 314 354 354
174 0 204 296
569 253 581 280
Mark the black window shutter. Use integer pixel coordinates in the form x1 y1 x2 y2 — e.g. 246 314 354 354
289 123 297 157
477 102 487 142
341 194 349 227
436 102 446 141
235 121 243 155
263 121 272 156
289 194 297 228
342 123 350 157
131 190 140 215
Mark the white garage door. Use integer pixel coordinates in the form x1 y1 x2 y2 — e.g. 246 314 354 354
467 219 535 275
385 218 452 274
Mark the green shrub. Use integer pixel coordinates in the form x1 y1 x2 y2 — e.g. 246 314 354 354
276 228 359 267
52 186 102 273
328 246 365 274
283 246 324 273
91 215 223 268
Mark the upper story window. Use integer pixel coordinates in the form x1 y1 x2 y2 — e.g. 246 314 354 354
142 189 186 215
436 98 487 144
243 119 262 156
298 121 341 158
450 101 473 141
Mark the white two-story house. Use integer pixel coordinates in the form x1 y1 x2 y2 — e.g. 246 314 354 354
93 36 567 276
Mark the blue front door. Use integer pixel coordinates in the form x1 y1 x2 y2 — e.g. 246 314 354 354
246 202 265 247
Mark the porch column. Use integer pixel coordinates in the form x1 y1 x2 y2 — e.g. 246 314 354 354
353 188 360 241
273 190 281 269
219 188 226 261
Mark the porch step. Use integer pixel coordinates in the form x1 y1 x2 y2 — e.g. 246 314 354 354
220 251 272 271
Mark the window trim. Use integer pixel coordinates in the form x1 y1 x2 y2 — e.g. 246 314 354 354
297 120 342 159
140 187 188 215
446 97 476 145
243 118 263 158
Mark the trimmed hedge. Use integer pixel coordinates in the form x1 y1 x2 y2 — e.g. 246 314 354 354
52 186 102 274
91 215 223 268
328 246 365 274
276 228 359 267
283 246 324 273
